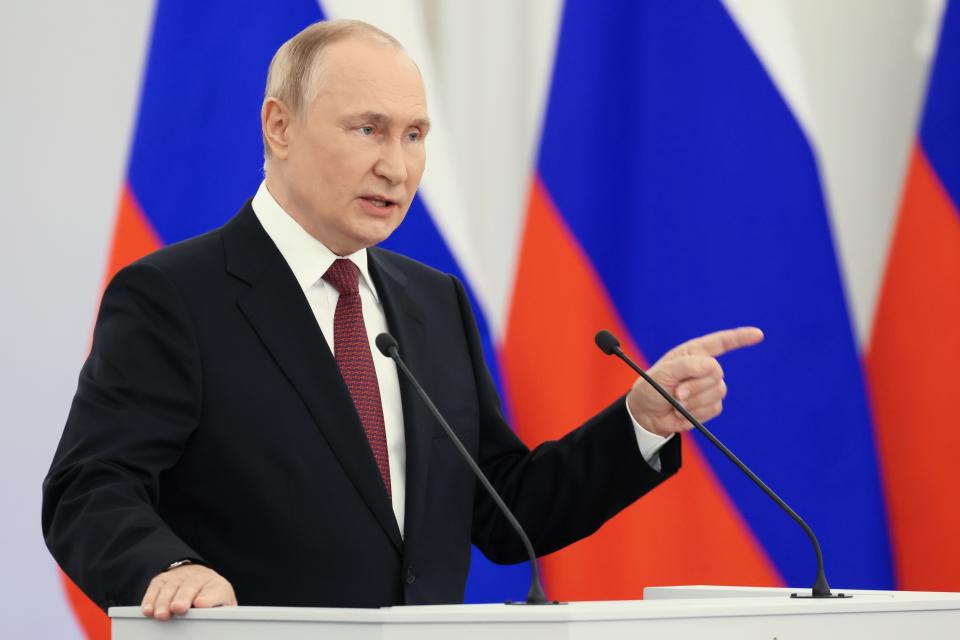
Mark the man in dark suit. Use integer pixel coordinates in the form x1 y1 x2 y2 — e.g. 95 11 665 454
43 20 761 620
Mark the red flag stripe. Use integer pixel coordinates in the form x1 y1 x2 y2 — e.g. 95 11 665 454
866 146 960 590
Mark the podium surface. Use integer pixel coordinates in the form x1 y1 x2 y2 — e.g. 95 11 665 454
110 586 960 639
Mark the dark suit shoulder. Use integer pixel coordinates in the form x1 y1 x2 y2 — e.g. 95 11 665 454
132 226 224 283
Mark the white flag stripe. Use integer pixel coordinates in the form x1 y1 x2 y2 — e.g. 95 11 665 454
426 1 564 339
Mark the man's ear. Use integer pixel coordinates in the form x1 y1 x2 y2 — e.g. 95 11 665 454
262 97 293 160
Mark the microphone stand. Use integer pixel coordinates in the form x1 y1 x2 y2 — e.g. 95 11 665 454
376 333 557 605
595 330 846 599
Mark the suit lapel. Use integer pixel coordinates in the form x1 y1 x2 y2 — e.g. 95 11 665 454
223 206 403 552
367 249 433 554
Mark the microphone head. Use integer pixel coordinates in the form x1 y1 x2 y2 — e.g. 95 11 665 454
595 330 621 355
375 332 399 357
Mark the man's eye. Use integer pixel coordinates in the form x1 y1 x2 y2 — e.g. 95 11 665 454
406 130 421 142
358 126 375 136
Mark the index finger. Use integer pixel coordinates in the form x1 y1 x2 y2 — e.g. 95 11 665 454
671 326 764 358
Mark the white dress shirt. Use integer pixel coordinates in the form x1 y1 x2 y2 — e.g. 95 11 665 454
251 181 671 535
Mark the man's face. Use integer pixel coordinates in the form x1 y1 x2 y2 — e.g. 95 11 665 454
269 38 429 255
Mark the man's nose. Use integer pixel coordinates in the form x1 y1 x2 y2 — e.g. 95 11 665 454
374 139 408 185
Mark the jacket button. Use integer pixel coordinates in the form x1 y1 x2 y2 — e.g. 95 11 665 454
406 567 416 584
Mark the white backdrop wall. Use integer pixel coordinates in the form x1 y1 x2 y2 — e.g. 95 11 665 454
0 1 937 636
1 2 154 636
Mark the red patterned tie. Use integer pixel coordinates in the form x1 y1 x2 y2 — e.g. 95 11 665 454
323 259 391 497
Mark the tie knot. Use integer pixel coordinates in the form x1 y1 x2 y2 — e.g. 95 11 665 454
323 259 360 295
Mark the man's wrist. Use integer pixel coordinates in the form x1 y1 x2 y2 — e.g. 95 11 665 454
624 396 673 466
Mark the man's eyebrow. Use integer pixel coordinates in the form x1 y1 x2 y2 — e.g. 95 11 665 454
350 111 390 125
345 112 431 129
410 117 431 130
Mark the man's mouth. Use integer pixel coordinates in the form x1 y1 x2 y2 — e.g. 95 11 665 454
360 195 397 209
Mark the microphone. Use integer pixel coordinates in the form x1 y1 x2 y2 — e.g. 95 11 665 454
594 330 844 599
375 333 555 605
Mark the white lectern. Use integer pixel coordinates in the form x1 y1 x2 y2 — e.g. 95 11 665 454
110 586 960 639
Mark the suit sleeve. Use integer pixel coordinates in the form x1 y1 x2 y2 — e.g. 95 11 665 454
450 276 682 564
42 262 206 610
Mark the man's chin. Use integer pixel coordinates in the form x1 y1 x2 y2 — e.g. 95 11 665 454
344 225 401 252
357 214 406 249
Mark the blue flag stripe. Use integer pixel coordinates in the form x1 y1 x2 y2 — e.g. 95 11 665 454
921 0 960 214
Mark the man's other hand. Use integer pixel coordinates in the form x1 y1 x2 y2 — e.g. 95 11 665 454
140 564 237 620
627 327 764 437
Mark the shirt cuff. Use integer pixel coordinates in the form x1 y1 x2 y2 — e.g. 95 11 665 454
625 397 675 472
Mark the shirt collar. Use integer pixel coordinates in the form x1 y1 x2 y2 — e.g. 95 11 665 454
251 180 379 301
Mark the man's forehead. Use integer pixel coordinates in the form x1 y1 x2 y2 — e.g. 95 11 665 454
322 39 422 89
317 39 427 112
314 43 427 122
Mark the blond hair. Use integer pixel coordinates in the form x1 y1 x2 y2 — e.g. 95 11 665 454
262 19 403 161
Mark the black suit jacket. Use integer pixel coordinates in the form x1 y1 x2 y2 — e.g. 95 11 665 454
42 202 680 610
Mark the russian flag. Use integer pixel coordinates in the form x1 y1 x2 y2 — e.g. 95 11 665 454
867 0 960 592
505 0 893 599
